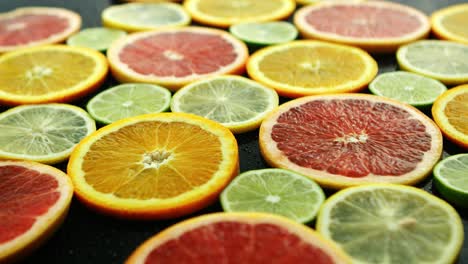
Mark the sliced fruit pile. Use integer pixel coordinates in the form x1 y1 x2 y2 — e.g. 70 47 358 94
0 1 467 263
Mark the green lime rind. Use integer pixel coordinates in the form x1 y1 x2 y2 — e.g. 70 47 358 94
433 153 468 208
369 71 447 108
86 83 171 124
67 27 127 51
220 168 325 223
229 21 298 46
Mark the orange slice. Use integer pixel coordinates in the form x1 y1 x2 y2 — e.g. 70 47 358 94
126 212 351 264
431 4 468 45
0 7 81 53
259 94 443 189
184 0 296 28
0 45 108 106
107 27 248 91
0 160 73 263
67 113 239 219
294 1 431 53
432 84 468 149
247 40 377 98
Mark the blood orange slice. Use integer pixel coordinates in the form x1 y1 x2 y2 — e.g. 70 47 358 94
125 212 351 264
107 27 248 91
0 160 73 263
259 94 443 189
0 7 81 53
294 1 431 53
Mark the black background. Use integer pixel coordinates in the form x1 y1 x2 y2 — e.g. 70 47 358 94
1 0 467 263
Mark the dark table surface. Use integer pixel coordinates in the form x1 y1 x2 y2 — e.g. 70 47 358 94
1 0 467 263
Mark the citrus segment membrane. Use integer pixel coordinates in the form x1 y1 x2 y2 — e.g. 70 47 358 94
0 7 81 53
259 94 443 189
126 213 351 264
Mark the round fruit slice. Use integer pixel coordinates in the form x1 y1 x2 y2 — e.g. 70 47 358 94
102 3 190 32
433 153 468 208
126 212 351 264
259 94 443 189
229 21 298 46
67 113 239 219
0 104 96 164
184 0 296 28
247 40 377 98
220 169 325 223
432 84 468 148
87 83 171 125
397 40 468 85
171 75 279 134
0 160 73 264
66 27 127 51
294 1 430 53
316 184 464 264
0 7 81 53
431 4 468 45
0 45 108 106
107 27 249 90
369 71 447 109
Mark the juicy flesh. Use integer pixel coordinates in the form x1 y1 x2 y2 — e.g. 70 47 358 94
82 121 223 199
195 0 288 19
271 99 432 177
441 8 468 39
444 92 468 134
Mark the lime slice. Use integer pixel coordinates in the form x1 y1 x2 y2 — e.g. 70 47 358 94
397 40 468 85
229 21 298 46
433 154 468 208
220 168 325 223
170 75 279 134
0 104 96 164
369 71 447 108
67 27 127 51
102 3 190 32
316 184 464 264
86 83 171 124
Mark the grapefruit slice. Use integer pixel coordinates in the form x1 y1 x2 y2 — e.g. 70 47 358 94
0 160 73 263
107 27 248 90
67 113 239 219
294 1 431 53
259 94 443 189
431 3 468 45
125 212 351 264
0 7 81 53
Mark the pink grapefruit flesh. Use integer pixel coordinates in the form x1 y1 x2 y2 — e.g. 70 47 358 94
259 94 443 189
126 213 351 264
294 2 430 53
0 7 81 53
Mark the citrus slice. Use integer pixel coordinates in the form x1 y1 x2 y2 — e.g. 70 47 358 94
294 1 430 53
184 0 296 28
101 2 190 32
259 94 443 189
0 104 96 164
247 40 377 98
0 160 73 263
431 4 468 45
86 83 171 125
397 40 468 85
432 84 468 148
0 7 81 53
295 0 364 5
107 27 249 91
66 27 127 51
369 71 447 109
220 169 325 223
126 212 351 264
67 113 239 219
170 75 279 134
229 21 298 46
433 153 468 208
316 184 464 264
0 45 108 106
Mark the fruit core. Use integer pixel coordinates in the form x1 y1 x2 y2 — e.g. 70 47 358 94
142 150 172 169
